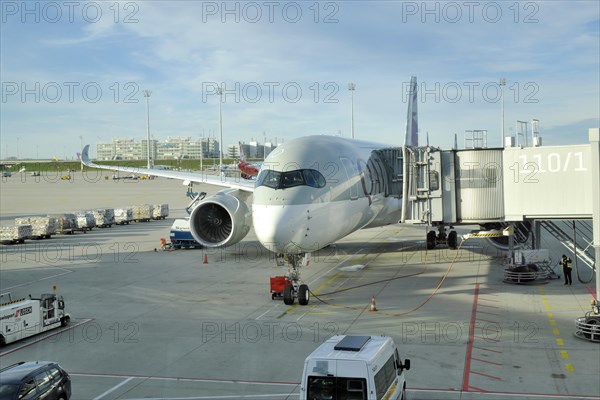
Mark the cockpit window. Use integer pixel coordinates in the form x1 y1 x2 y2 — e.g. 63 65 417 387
257 169 326 190
303 169 326 188
256 169 282 189
282 170 304 188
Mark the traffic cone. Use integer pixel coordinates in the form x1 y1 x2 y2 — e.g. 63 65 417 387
203 253 209 264
369 296 378 312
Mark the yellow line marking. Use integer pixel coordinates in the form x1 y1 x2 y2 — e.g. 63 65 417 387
565 363 575 372
556 338 564 346
286 310 333 315
560 350 569 359
542 298 549 303
549 320 556 326
313 272 341 294
545 305 552 310
553 328 561 336
547 313 554 318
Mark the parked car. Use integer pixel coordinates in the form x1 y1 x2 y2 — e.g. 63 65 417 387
0 361 71 399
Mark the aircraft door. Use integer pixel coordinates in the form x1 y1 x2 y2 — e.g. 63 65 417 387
340 157 359 200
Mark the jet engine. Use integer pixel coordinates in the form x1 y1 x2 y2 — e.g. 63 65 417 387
189 191 251 247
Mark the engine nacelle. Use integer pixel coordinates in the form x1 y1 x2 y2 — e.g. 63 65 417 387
189 192 252 247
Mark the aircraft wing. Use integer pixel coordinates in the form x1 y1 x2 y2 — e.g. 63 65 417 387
81 145 255 192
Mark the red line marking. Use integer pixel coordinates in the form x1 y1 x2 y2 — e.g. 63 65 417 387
476 318 499 324
479 286 501 292
475 335 500 343
472 357 503 366
471 370 502 381
478 297 500 302
477 310 500 316
468 385 490 392
478 304 500 308
473 345 503 354
409 387 600 398
462 283 479 391
0 319 94 357
586 286 597 299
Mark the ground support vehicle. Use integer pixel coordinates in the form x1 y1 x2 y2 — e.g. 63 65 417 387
169 218 203 249
0 293 70 346
15 217 56 239
114 207 133 225
301 335 411 400
152 203 169 220
270 276 292 300
0 225 32 244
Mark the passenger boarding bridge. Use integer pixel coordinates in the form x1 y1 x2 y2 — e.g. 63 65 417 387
378 128 600 307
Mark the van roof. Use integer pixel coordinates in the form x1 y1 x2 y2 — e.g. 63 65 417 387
306 335 394 362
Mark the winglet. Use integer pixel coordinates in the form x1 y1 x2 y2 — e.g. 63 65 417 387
404 76 418 147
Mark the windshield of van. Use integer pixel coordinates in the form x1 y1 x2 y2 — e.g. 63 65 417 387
307 376 367 400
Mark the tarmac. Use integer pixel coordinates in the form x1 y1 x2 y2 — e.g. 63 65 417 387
1 172 599 400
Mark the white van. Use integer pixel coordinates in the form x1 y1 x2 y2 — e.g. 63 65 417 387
300 335 411 400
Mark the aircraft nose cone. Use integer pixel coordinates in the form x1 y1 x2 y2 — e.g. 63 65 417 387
253 204 308 254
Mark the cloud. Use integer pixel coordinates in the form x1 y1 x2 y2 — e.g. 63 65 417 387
1 1 598 157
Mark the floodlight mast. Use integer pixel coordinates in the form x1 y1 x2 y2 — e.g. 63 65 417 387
348 82 356 139
216 86 224 174
143 90 152 169
500 78 506 147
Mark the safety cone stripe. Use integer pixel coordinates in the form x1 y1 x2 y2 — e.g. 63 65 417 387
369 296 377 311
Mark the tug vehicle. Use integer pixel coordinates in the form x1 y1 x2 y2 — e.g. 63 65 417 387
0 293 70 346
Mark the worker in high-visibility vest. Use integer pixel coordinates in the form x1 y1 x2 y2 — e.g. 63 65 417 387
560 254 573 285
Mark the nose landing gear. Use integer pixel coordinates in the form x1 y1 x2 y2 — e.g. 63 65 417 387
277 253 311 306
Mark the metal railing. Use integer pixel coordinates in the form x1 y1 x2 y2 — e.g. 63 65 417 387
574 314 600 343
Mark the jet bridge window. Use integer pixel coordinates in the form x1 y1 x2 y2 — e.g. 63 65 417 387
429 171 440 191
257 169 326 189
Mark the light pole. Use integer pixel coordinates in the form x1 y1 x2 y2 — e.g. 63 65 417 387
348 82 356 139
143 90 152 169
216 86 224 174
79 135 83 171
499 78 506 147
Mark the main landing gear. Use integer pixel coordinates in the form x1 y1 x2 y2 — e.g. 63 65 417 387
278 254 310 306
426 226 458 250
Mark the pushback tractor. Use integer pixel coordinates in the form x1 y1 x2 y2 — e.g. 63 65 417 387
0 293 70 346
301 335 411 400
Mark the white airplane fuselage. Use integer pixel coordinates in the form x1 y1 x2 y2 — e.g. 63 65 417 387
252 135 402 254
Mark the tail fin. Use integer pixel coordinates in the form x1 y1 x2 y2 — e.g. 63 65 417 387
404 76 418 146
238 142 246 162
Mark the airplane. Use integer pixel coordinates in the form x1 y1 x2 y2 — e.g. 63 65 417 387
82 76 421 306
237 142 260 179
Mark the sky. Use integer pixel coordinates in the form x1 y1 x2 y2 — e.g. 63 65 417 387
1 0 599 159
